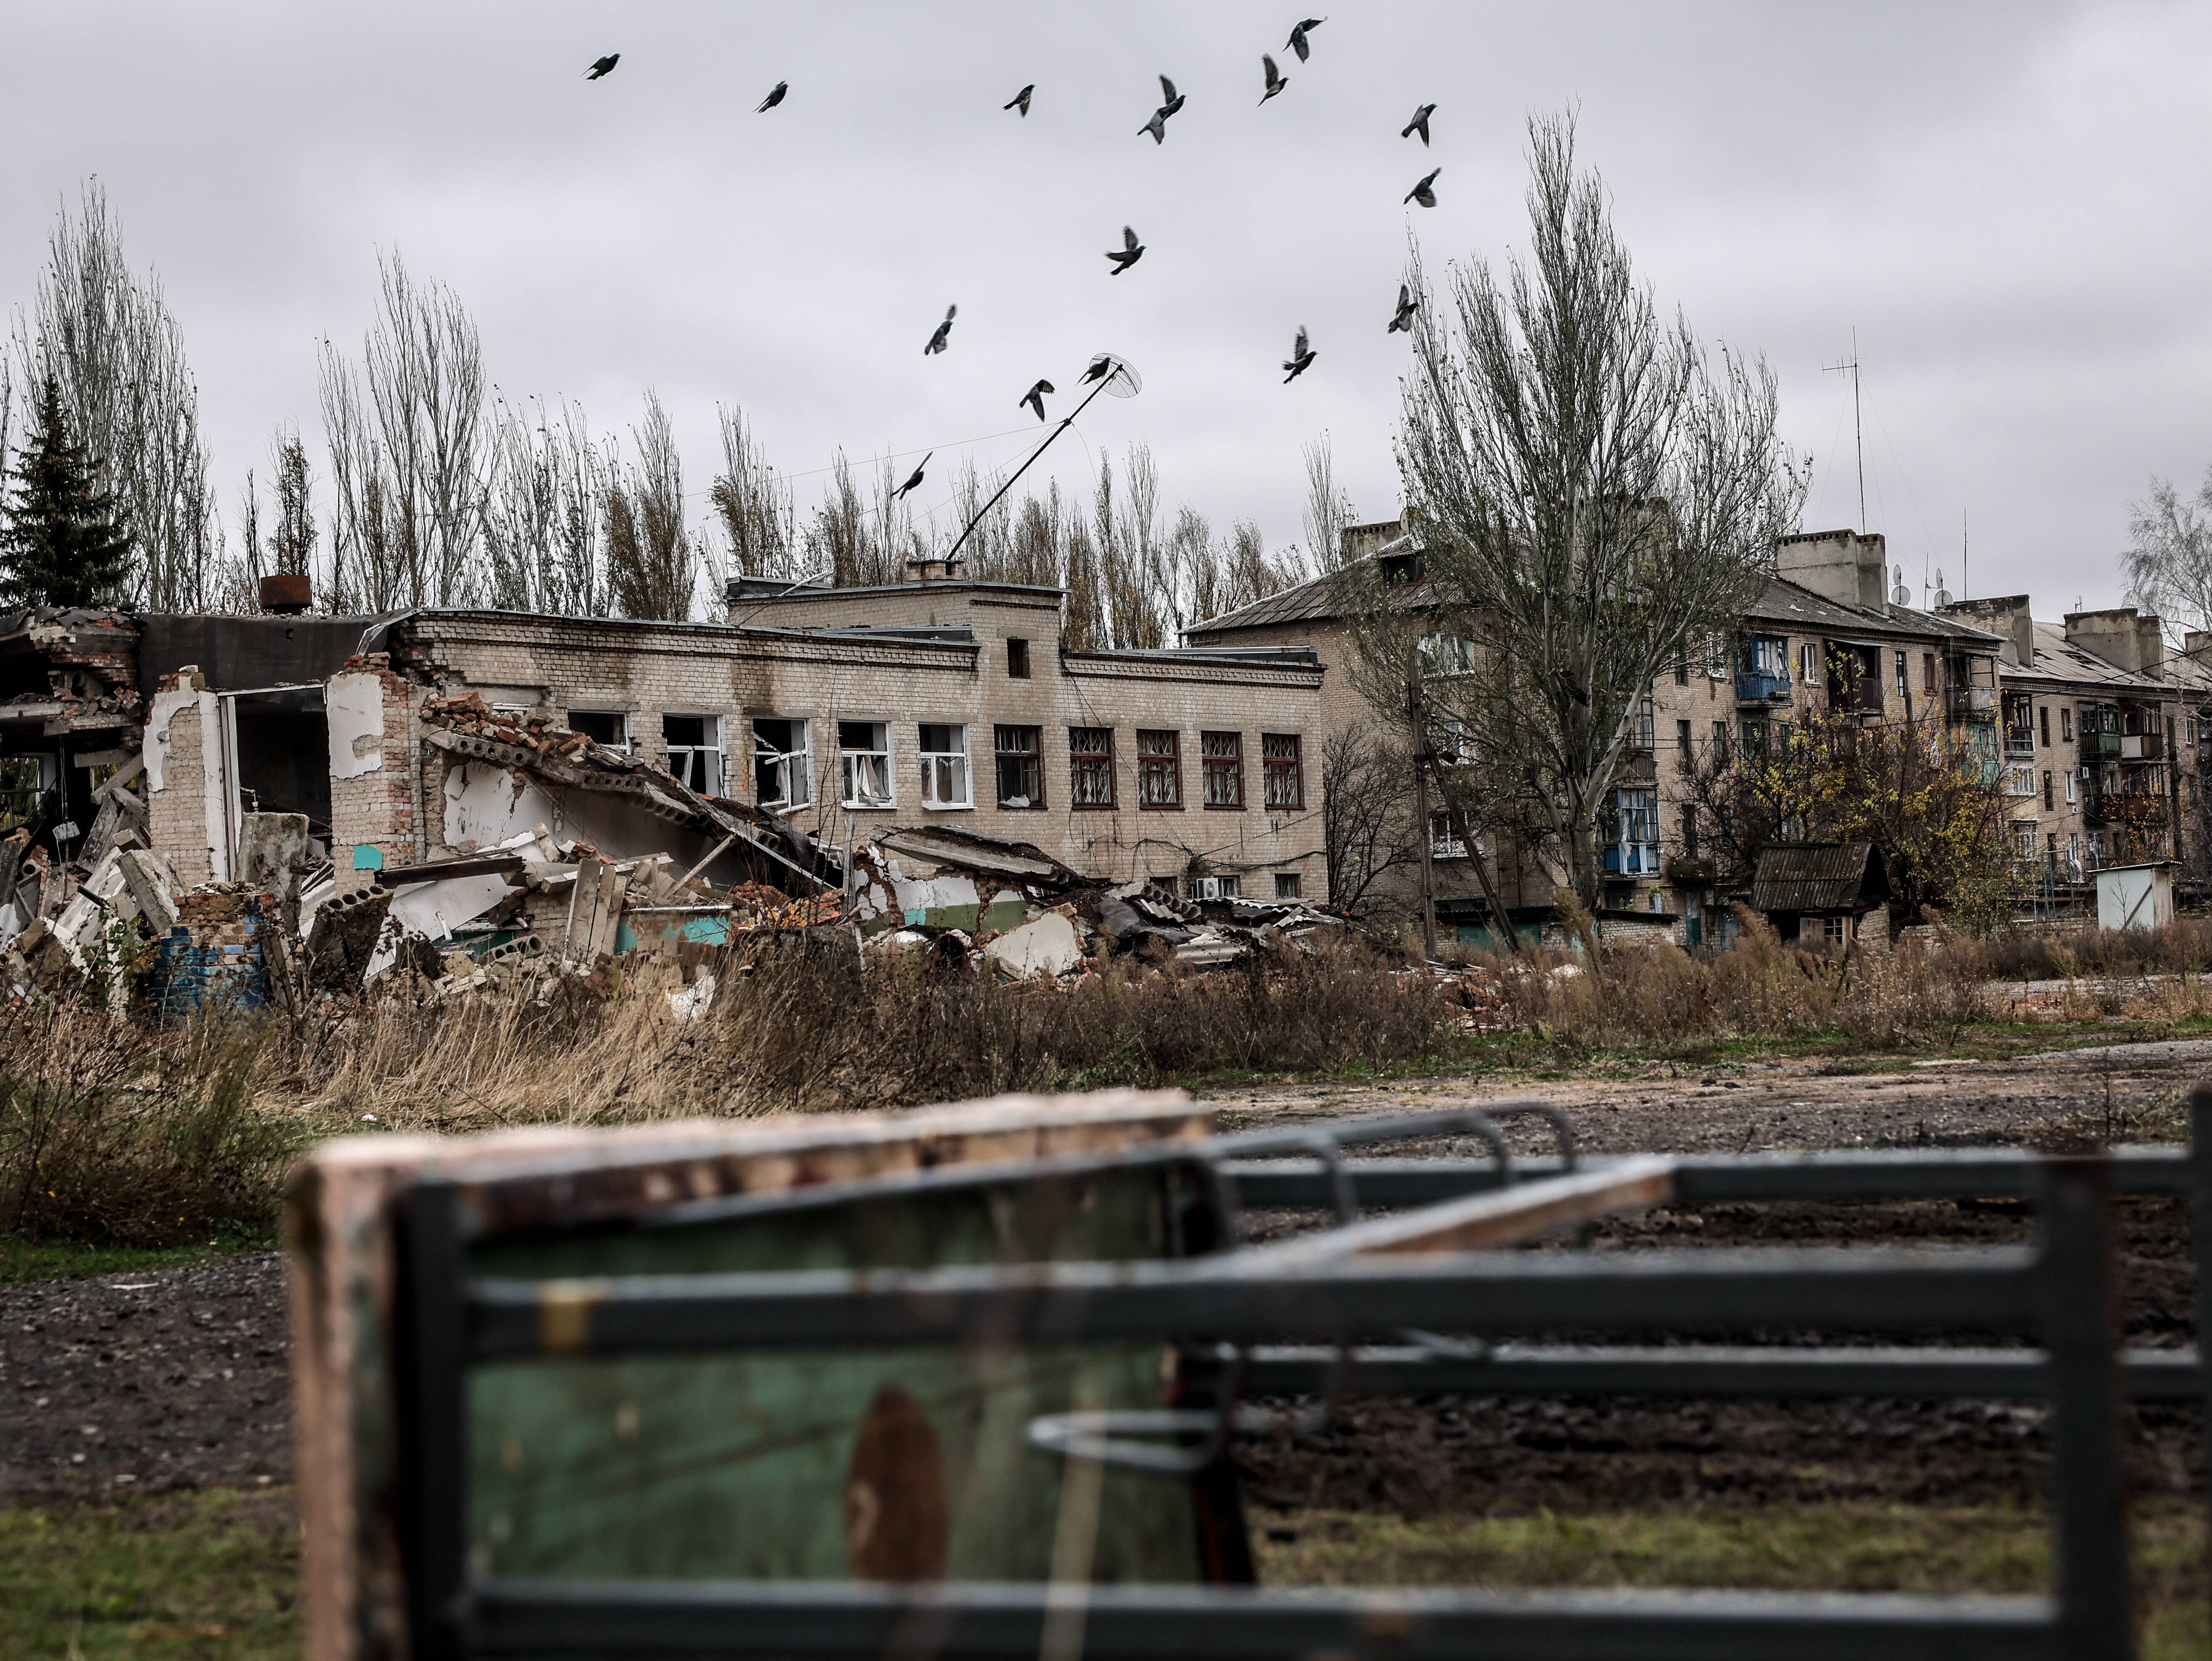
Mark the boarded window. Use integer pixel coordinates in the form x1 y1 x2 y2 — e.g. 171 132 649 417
1136 729 1181 808
1069 727 1114 807
1200 731 1243 808
1261 733 1303 809
994 725 1042 808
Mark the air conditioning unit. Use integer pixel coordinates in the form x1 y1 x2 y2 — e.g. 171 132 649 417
1188 876 1225 901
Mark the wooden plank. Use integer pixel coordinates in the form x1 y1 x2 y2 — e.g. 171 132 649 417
285 1089 1212 1661
1241 1157 1678 1268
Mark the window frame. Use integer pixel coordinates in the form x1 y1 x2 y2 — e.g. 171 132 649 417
1135 728 1183 810
1261 733 1304 810
751 716 813 811
662 713 726 796
1069 726 1115 809
567 709 632 752
918 722 973 810
1006 637 1031 679
1199 730 1244 809
993 724 1045 809
1273 872 1303 900
838 719 895 810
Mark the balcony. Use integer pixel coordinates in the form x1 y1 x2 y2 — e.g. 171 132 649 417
1664 854 1717 886
2081 730 2121 760
1605 841 1662 876
1829 679 1884 716
2121 731 2164 761
1946 686 1997 720
2002 735 2036 761
1734 670 1792 705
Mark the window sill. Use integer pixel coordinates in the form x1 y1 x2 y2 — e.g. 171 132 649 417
1203 803 1248 812
1071 803 1119 812
995 802 1048 812
841 803 898 812
923 803 976 812
1137 804 1186 812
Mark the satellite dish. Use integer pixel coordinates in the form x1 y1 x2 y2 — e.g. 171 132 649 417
1892 582 1912 607
1933 567 1951 607
1088 353 1142 397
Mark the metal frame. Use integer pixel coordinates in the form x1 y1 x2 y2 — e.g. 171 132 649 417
387 1091 2212 1661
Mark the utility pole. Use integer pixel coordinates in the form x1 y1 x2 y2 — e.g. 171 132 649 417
1822 330 1866 534
1408 652 1438 961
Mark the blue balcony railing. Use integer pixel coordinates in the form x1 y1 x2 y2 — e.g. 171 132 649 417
1734 670 1792 704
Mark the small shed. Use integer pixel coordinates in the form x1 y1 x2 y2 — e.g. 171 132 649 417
2095 861 2174 932
1749 841 1891 949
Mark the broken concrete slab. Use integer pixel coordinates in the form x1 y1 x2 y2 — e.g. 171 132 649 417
983 911 1085 980
872 825 1082 887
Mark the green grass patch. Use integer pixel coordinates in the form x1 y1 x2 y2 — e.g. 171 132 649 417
1255 1501 2208 1661
0 1239 234 1287
0 1487 298 1659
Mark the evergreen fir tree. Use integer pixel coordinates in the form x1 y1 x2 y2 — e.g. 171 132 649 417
0 376 133 609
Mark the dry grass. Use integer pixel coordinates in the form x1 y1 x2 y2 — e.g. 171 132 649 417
1967 916 2212 981
1473 908 1986 1052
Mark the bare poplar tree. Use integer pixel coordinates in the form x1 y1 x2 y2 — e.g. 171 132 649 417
1321 727 1421 918
2123 466 2212 640
708 404 795 582
484 396 609 615
604 390 695 621
1301 432 1357 568
20 181 218 609
318 252 489 609
1355 112 1802 907
269 426 316 580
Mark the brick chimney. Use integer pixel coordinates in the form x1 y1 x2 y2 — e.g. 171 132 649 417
1776 529 1888 615
2064 607 2167 679
1936 594 2034 666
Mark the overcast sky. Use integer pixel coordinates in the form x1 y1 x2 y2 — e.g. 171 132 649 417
3 1 2207 615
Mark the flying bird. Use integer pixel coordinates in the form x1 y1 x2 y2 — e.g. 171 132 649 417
923 305 957 356
1157 75 1185 118
757 80 788 112
1401 102 1435 144
1404 167 1440 208
1388 284 1418 333
1081 354 1115 384
1139 108 1167 145
1005 84 1034 116
1287 18 1326 61
584 54 620 80
1282 325 1316 383
1259 54 1288 104
1020 378 1055 421
1105 225 1145 274
893 453 932 500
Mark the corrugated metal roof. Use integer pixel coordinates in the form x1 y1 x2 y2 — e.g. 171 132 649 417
1749 841 1889 914
1186 558 1390 634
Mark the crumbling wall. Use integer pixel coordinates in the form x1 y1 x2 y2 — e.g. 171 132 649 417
145 670 221 889
327 657 420 882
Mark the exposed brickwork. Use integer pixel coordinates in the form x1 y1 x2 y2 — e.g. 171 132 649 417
147 681 214 890
327 657 421 881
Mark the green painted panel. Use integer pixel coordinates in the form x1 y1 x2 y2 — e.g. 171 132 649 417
613 921 638 954
979 899 1032 936
465 1162 1216 1587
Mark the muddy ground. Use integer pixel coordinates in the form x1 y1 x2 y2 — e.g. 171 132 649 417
0 1035 2203 1511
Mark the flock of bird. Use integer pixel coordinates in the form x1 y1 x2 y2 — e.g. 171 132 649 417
582 23 1441 492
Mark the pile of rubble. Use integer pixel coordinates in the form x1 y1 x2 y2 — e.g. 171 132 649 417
0 704 1362 1017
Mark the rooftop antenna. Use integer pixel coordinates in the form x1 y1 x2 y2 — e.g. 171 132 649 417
1933 568 1952 607
1890 563 1910 608
1961 507 1967 602
1822 328 1866 533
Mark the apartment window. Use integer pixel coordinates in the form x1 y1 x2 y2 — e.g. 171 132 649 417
1006 637 1031 679
1611 787 1660 876
1922 653 1937 694
1429 811 1469 860
1672 660 1688 687
918 724 971 808
1712 719 1730 757
994 725 1043 808
838 721 893 809
1894 650 1909 699
1135 729 1182 808
1800 642 1820 683
2060 707 2074 743
2042 770 2055 811
1273 872 1303 900
1683 804 1700 857
568 709 630 751
662 714 723 795
1261 733 1304 809
1416 634 1476 677
2065 770 2077 804
1197 731 1244 808
1676 718 1692 758
1630 694 1656 751
752 718 811 809
2039 706 2051 748
2005 765 2035 798
1069 727 1114 807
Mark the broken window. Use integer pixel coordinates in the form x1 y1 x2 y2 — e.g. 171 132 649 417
994 725 1042 808
663 714 724 795
1261 733 1303 809
752 717 812 809
1069 727 1114 807
1273 871 1303 900
1006 637 1031 679
0 756 45 832
568 710 630 751
839 721 893 809
1609 787 1659 876
1200 731 1243 808
1429 811 1468 860
1415 634 1476 678
919 723 971 808
1135 729 1181 808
